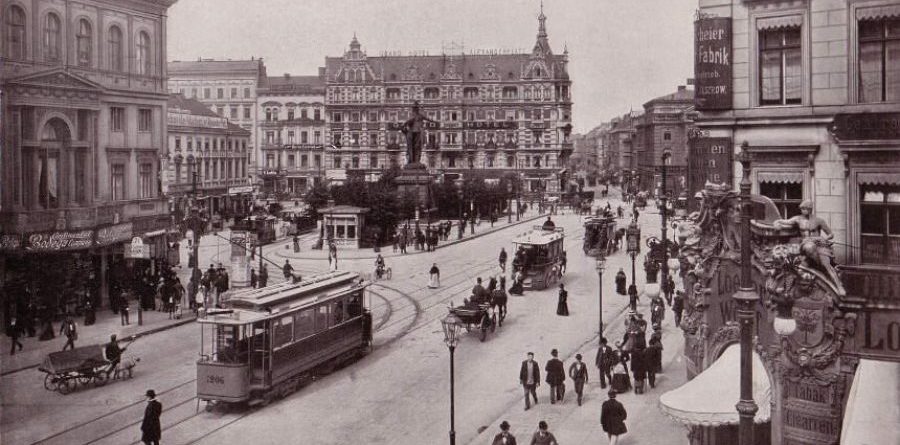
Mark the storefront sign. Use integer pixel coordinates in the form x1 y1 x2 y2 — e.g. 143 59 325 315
831 112 900 141
462 121 517 130
27 230 94 251
783 379 841 444
95 222 133 246
0 234 22 251
694 17 733 110
842 266 900 307
853 311 900 361
228 185 254 195
125 237 150 259
167 110 227 129
703 259 774 346
687 137 733 212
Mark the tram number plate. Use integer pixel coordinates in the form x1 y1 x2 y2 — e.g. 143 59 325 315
206 375 225 385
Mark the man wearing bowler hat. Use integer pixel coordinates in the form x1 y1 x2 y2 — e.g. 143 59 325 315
141 389 162 445
491 420 517 445
601 389 628 445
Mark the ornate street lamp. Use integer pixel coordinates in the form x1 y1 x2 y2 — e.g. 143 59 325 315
626 220 641 310
735 142 759 445
441 312 464 445
660 149 672 304
596 256 607 341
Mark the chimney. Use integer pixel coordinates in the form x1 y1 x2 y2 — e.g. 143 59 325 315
677 85 686 91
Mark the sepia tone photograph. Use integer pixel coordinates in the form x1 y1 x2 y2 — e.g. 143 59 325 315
1 0 899 444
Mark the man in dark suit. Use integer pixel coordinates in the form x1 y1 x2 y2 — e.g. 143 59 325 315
601 390 628 445
595 337 615 389
519 352 540 410
568 353 589 406
141 389 162 445
491 420 517 445
545 349 566 404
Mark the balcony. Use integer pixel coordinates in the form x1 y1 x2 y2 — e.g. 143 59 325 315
0 198 169 234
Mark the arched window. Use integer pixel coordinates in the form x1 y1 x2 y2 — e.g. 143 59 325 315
108 26 123 72
136 31 151 75
6 6 26 60
76 19 92 67
43 12 61 62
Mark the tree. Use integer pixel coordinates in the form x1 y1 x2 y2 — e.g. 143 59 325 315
304 183 331 222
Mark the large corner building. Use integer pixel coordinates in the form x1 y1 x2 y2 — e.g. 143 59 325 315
323 9 573 194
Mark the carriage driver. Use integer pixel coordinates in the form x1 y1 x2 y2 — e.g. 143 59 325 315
105 334 125 378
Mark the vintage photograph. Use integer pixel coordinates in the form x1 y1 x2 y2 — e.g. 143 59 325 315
1 0 899 444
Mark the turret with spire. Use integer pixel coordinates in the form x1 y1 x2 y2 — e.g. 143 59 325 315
533 1 553 57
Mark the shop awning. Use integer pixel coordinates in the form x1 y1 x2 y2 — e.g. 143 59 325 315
757 171 804 184
659 343 771 426
840 359 900 445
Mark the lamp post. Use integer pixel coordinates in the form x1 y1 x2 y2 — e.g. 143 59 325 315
507 182 513 223
457 187 464 240
441 312 463 445
596 256 607 341
626 220 641 310
660 149 671 305
735 142 759 445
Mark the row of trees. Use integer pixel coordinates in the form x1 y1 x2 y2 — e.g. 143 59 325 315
304 168 524 246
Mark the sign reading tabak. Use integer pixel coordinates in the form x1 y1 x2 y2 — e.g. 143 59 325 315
694 17 732 110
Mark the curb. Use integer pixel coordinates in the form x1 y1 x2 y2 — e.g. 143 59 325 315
1 315 197 377
274 212 551 261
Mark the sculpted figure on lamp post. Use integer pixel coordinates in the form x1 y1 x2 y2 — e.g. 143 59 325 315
773 200 845 295
400 101 436 168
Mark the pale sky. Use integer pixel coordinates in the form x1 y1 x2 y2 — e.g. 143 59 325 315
167 0 696 133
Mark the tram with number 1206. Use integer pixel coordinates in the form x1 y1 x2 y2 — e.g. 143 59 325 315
196 271 372 407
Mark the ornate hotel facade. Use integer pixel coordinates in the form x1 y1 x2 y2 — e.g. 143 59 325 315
323 10 573 193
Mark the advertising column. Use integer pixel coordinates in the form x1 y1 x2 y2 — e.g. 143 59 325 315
230 230 250 288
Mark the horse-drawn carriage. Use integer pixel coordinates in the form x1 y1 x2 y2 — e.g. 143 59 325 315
511 226 566 290
38 340 138 394
447 303 497 342
583 216 618 256
634 191 649 209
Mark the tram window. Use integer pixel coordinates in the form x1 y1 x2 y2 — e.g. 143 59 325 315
214 325 247 363
273 315 294 348
347 292 363 318
294 309 315 339
316 305 331 331
332 300 346 325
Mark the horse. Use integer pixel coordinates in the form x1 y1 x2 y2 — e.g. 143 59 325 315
490 288 508 326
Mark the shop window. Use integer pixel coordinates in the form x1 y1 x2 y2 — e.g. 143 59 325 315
759 27 802 105
860 185 900 265
858 18 900 103
760 181 803 218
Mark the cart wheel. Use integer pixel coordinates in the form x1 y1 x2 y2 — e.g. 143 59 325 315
58 377 74 395
491 313 497 333
77 373 93 386
93 371 109 387
43 374 58 391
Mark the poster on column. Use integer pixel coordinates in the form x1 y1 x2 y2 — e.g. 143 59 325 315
230 230 249 287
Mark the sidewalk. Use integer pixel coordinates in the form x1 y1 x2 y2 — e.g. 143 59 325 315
1 307 196 376
467 294 689 445
275 210 553 261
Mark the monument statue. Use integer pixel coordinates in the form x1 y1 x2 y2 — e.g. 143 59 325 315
400 101 436 168
773 200 845 294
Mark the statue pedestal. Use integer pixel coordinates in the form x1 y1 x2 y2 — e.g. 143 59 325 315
396 163 433 205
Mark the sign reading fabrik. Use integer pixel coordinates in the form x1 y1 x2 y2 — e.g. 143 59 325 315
694 17 732 110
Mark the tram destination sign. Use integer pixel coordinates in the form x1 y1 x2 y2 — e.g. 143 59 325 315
694 17 733 110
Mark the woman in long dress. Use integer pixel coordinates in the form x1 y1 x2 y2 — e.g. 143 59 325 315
428 263 440 288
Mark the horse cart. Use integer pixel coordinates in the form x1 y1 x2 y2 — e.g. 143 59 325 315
38 341 138 394
583 216 618 256
511 226 566 290
448 303 496 342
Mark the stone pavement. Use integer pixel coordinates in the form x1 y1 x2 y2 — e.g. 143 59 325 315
466 294 689 445
1 306 195 376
